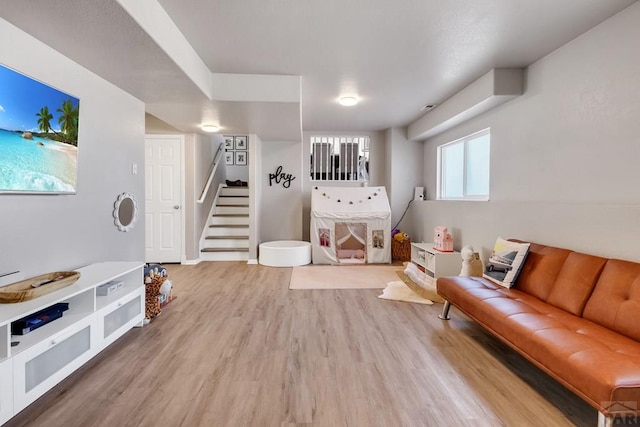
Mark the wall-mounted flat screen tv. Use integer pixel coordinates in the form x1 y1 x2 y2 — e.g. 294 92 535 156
0 63 80 194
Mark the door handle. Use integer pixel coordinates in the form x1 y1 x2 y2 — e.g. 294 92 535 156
174 205 180 210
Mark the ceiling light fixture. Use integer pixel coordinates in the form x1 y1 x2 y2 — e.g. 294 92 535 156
201 124 220 133
339 96 359 107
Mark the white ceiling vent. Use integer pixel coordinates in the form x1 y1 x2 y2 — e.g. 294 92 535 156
419 104 437 112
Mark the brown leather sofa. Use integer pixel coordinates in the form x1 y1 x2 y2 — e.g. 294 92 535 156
436 241 640 427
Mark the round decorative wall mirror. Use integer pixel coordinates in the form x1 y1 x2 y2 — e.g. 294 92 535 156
113 192 138 232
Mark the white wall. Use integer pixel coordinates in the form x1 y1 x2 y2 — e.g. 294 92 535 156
184 133 224 262
0 18 145 281
260 141 303 241
301 131 386 241
145 113 181 134
384 127 423 236
414 3 640 262
249 134 262 262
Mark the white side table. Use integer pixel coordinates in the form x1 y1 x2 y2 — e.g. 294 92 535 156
410 243 460 278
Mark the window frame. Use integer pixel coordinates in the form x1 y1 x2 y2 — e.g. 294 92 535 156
436 128 490 201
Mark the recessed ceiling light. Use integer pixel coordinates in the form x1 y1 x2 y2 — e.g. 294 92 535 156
339 96 359 107
201 124 220 133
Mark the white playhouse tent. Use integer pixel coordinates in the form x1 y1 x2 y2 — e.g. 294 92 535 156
311 186 391 264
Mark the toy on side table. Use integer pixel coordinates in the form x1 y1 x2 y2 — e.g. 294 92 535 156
433 226 453 252
144 264 173 321
459 245 484 277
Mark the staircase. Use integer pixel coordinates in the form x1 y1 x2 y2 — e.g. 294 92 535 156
200 186 250 261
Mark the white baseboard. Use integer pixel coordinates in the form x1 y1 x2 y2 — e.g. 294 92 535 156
182 259 201 265
247 259 258 265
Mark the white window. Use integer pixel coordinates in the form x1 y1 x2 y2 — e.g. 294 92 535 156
310 136 369 181
437 129 490 200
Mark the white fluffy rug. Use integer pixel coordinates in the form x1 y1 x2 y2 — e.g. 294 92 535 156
378 281 433 305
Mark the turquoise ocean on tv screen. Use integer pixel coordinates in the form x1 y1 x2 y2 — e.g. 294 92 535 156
0 129 77 192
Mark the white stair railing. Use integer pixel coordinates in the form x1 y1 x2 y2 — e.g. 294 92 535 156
197 143 224 204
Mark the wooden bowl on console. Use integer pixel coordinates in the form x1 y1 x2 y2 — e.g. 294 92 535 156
0 271 81 303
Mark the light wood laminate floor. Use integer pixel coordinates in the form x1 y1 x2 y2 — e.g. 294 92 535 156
6 262 595 427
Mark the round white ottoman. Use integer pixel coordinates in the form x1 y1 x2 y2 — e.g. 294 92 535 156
259 240 311 267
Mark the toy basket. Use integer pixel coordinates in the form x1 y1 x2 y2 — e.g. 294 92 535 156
392 238 411 261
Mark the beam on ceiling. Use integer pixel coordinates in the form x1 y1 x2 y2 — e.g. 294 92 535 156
408 68 524 141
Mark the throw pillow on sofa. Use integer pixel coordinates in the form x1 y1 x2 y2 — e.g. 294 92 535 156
483 237 530 288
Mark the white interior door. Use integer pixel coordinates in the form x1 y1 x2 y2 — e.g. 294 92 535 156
145 135 183 263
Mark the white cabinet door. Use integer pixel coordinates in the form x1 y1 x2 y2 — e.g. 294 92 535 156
96 287 144 351
12 316 96 413
0 358 13 425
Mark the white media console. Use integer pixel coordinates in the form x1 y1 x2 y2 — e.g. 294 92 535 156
0 262 144 425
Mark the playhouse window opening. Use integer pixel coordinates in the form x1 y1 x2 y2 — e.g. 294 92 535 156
310 136 370 181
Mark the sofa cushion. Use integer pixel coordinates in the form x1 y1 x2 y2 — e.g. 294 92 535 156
583 259 640 342
528 326 640 409
546 252 607 316
515 243 571 301
506 306 640 406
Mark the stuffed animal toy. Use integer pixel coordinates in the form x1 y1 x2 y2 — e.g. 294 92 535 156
143 263 171 319
144 264 167 281
159 278 172 296
393 232 409 242
460 245 484 277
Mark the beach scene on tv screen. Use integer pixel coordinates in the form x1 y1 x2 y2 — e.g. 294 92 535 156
0 63 80 193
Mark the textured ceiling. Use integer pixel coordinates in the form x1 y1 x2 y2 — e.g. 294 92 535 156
0 0 636 140
157 0 636 132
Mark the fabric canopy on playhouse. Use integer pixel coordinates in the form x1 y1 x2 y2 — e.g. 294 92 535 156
311 186 391 264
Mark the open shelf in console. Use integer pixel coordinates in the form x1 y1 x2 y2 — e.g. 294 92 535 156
9 288 94 357
95 268 143 312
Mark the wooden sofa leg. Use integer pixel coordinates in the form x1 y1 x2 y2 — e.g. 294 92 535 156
438 301 452 320
597 412 613 427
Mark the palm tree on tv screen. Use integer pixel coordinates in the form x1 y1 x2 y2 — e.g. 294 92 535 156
57 99 79 145
35 106 53 134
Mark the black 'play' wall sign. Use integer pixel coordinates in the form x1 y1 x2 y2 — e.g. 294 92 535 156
269 166 295 188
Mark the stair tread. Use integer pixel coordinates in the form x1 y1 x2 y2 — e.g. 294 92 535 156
205 236 248 240
209 224 249 228
216 204 249 207
219 195 249 198
201 248 249 253
212 214 249 217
